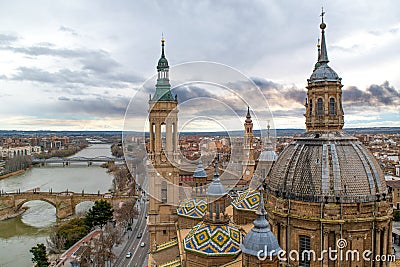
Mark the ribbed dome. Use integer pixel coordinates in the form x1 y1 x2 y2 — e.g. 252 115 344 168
267 131 387 203
309 63 340 82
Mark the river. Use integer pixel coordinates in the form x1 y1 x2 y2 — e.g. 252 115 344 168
0 144 114 267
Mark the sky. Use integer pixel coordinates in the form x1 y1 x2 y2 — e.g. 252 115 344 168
0 0 399 131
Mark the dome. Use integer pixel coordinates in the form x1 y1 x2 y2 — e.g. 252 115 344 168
177 198 207 218
157 57 169 70
232 189 260 211
309 63 340 82
207 165 227 197
240 216 281 257
184 221 243 256
267 131 387 203
193 162 207 178
240 189 282 257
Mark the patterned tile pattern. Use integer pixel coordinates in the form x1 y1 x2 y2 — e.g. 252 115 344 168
184 222 243 256
177 198 207 218
231 189 260 211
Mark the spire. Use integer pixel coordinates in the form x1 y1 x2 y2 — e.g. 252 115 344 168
153 35 174 101
161 33 165 58
255 187 267 218
318 7 329 64
245 106 252 123
240 185 282 257
264 120 273 150
206 161 227 196
157 35 169 71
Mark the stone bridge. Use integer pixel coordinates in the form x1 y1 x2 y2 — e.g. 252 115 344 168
0 191 134 220
32 156 125 166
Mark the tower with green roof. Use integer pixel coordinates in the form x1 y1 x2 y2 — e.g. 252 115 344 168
148 37 180 246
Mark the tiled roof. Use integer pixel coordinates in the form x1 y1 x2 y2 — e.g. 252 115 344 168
184 222 243 256
231 189 260 211
177 198 207 218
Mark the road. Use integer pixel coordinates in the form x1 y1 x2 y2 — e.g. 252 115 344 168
114 199 149 267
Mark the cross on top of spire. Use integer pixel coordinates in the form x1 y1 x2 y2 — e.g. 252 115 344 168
320 7 326 30
320 7 325 23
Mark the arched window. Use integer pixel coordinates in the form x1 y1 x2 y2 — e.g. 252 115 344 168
309 99 313 116
161 123 166 149
161 181 167 203
317 98 323 115
215 203 220 220
329 98 336 115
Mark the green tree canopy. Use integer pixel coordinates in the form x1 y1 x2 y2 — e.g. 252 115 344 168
85 200 114 229
30 243 50 267
56 218 90 249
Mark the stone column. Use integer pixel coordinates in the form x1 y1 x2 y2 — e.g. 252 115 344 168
335 232 341 267
173 119 179 160
382 227 387 259
375 227 381 267
281 223 287 253
166 121 172 154
323 229 329 267
150 122 154 153
155 122 161 153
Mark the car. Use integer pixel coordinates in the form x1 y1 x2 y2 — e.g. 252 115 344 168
140 242 145 247
137 232 142 238
126 252 132 258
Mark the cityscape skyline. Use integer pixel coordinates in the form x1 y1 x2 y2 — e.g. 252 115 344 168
0 1 399 131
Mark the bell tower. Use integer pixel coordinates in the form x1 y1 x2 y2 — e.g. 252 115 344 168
242 107 255 181
305 9 344 132
148 37 180 246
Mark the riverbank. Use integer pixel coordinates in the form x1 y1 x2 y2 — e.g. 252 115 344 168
0 144 115 267
0 206 29 221
0 167 31 180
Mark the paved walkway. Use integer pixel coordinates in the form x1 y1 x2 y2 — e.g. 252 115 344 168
56 229 101 266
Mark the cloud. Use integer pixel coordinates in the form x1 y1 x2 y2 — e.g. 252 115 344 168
59 26 78 36
343 81 400 106
251 77 306 105
172 85 215 103
9 66 142 90
0 33 18 44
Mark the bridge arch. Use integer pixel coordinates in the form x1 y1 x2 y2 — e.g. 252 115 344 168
15 197 57 211
75 201 95 215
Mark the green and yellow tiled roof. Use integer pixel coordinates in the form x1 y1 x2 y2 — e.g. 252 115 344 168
231 189 260 211
177 198 207 218
183 222 243 256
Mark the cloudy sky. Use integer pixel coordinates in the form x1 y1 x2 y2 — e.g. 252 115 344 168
0 0 399 131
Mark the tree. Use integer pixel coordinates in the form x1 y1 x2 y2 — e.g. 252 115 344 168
47 226 66 254
56 218 90 249
30 243 50 267
394 210 400 221
111 143 124 158
85 200 114 229
115 200 138 225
